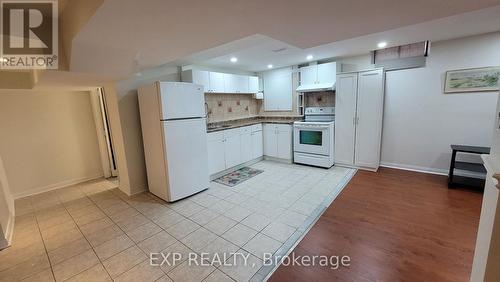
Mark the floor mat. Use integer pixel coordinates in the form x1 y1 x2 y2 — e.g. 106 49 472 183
214 167 264 187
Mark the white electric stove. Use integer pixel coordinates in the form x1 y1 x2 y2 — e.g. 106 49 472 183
293 107 335 168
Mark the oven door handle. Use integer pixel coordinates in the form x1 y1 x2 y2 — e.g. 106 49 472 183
296 126 329 130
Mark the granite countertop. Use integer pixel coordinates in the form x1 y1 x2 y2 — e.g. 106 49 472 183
207 116 303 133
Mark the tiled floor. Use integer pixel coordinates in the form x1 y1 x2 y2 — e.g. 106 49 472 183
0 161 354 282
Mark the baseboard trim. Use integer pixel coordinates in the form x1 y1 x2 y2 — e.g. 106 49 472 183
380 162 448 176
129 184 148 196
263 156 292 164
336 163 378 172
12 174 105 199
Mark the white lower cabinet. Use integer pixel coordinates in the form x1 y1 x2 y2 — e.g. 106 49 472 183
263 124 292 160
240 127 252 163
251 125 263 159
207 132 226 175
263 124 277 157
207 124 264 176
224 129 242 168
277 125 292 159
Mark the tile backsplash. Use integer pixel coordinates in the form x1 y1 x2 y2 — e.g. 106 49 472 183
205 94 261 122
206 91 335 122
305 91 335 107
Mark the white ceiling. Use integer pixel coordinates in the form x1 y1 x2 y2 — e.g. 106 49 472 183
70 0 500 77
186 6 500 72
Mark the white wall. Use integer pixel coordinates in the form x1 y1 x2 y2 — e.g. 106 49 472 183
115 66 180 195
0 90 104 198
337 54 374 72
381 32 500 174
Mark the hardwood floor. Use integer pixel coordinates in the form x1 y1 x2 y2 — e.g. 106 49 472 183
270 168 483 282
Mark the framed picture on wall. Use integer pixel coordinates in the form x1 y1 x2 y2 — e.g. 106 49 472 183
444 66 500 93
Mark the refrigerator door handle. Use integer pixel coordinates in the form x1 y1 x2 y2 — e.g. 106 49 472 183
204 102 209 118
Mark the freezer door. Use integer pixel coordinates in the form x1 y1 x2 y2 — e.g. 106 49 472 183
158 82 205 120
163 118 209 201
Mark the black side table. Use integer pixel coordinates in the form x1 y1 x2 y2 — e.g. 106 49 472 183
448 145 490 189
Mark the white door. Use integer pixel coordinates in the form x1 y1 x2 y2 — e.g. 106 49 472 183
263 124 277 157
207 132 226 175
191 70 210 93
224 129 242 168
163 118 209 201
316 62 336 84
251 130 263 159
209 72 225 93
240 127 252 163
249 76 259 93
90 88 118 178
300 65 317 85
158 82 205 120
335 73 358 165
354 69 385 169
277 125 292 160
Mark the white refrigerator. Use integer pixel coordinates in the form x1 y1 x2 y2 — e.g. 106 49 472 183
138 82 209 202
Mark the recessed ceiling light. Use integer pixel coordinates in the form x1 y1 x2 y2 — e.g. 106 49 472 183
306 55 313 60
230 57 238 63
377 42 387 48
267 64 273 69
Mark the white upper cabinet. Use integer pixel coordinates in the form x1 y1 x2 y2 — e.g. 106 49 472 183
224 74 249 93
316 62 336 84
300 65 317 85
223 73 238 93
248 76 259 93
263 67 293 111
299 62 336 85
183 70 258 94
236 75 249 93
208 72 225 93
182 70 210 92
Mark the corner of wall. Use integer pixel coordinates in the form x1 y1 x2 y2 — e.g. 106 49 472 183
0 155 15 249
102 84 132 196
0 215 14 250
0 156 14 217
